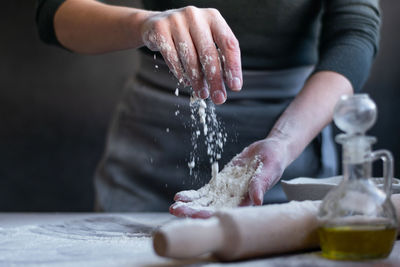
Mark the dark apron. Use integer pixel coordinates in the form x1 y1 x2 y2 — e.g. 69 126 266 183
94 53 337 212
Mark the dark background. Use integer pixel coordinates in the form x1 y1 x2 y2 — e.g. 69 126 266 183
1 1 399 211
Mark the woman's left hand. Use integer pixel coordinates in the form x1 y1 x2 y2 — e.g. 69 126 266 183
233 138 288 206
169 138 289 218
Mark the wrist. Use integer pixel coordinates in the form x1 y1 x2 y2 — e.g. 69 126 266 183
266 116 309 168
262 136 292 169
124 9 159 49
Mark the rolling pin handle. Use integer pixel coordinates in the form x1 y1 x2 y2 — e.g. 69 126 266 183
153 217 224 258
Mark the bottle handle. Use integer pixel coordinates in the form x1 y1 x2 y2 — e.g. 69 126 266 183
369 149 394 197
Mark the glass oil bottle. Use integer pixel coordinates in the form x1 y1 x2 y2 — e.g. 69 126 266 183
318 94 398 260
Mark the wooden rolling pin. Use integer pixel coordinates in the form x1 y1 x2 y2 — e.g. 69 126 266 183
153 195 400 261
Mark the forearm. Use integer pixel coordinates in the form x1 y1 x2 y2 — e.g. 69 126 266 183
267 71 353 167
54 0 155 54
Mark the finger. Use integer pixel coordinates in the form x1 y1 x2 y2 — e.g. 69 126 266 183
248 176 265 206
169 203 213 218
190 209 214 219
170 24 209 98
248 160 265 206
173 190 201 202
169 202 189 217
198 42 226 104
239 194 253 207
158 37 187 84
209 10 242 91
188 14 226 104
231 146 253 166
146 23 187 84
248 164 281 206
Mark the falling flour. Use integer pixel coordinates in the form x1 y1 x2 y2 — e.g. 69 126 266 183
174 156 263 211
149 43 256 211
187 94 227 177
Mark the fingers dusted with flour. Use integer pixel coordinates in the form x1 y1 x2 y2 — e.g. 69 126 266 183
140 6 242 104
234 139 288 206
141 12 186 84
170 14 208 97
173 190 201 202
169 153 267 218
53 2 241 102
169 203 214 219
248 163 281 206
209 11 242 92
188 8 226 104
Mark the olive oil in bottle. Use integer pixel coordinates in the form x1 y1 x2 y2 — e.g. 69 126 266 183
318 225 397 260
318 95 398 261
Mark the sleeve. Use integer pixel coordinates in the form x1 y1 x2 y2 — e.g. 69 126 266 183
35 0 66 47
314 0 381 91
35 0 106 48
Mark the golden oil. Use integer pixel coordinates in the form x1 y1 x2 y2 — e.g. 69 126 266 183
318 225 397 260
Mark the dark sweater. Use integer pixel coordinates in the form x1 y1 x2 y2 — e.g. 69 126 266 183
36 0 381 91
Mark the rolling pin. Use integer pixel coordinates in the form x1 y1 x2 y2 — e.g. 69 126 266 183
153 195 400 261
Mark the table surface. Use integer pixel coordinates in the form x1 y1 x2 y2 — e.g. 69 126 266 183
0 213 399 267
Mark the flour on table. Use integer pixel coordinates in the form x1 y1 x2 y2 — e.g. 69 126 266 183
174 156 263 211
0 215 165 266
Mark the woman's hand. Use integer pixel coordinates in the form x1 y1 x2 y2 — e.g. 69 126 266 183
140 6 243 104
233 138 289 206
54 2 241 103
169 138 289 218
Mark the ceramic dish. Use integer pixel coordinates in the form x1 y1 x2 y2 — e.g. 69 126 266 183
281 176 400 201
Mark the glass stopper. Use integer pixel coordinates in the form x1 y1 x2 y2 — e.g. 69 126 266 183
333 94 377 135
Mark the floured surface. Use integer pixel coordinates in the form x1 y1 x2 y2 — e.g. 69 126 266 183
0 213 399 267
0 213 174 267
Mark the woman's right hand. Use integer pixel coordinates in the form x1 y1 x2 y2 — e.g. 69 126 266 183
140 6 242 104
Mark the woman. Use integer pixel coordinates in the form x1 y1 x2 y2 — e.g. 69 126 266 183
36 0 380 217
